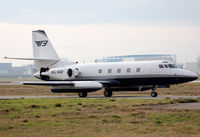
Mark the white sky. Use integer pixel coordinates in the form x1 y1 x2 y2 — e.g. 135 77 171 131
0 0 200 66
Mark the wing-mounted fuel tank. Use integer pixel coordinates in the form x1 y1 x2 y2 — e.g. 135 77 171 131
33 66 80 81
51 81 103 93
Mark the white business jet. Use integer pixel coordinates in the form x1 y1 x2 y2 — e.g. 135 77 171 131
4 30 198 97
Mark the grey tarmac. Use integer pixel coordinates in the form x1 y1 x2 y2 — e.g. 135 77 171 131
153 102 200 110
0 95 199 100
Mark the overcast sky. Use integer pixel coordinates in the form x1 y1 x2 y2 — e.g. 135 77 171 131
0 0 200 66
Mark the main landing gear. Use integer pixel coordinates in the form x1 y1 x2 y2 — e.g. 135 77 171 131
104 88 112 97
151 86 158 97
78 92 87 98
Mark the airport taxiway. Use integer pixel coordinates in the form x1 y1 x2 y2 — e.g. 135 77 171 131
0 95 199 100
154 102 200 110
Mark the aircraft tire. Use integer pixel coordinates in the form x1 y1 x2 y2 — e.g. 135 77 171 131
104 90 112 97
78 92 87 98
151 92 158 97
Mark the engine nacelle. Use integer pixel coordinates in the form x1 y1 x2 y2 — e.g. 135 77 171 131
51 81 103 93
34 68 50 80
67 68 79 79
35 66 80 81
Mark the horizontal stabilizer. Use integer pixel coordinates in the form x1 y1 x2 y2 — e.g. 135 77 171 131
3 56 59 61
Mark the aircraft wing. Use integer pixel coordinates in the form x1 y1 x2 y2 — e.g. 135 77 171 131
22 80 119 86
21 81 103 88
22 81 74 86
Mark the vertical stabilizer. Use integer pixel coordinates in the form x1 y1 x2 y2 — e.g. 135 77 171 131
32 30 60 71
32 30 59 60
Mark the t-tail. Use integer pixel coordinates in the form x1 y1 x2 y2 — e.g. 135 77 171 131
4 30 67 72
32 30 60 71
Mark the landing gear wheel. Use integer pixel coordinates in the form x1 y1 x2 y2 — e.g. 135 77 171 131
151 92 158 97
78 92 87 98
104 90 112 97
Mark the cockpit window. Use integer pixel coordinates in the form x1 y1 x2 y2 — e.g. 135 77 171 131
159 64 164 69
159 64 177 69
164 64 169 68
168 64 174 68
168 64 177 68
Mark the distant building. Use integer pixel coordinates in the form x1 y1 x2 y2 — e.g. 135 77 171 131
185 62 198 74
95 54 177 64
0 63 33 78
0 63 12 74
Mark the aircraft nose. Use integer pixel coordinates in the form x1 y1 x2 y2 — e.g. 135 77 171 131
183 70 198 80
191 73 198 80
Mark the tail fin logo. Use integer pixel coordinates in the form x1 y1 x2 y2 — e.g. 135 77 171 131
35 40 48 47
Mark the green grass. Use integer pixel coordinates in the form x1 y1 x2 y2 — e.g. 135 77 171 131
0 98 200 137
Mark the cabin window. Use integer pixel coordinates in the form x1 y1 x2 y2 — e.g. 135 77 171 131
164 64 169 68
159 64 164 69
57 70 63 74
51 70 56 74
108 69 112 73
117 68 121 73
136 68 141 72
98 69 102 73
127 68 131 73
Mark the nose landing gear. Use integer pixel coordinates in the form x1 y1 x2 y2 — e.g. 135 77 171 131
151 91 158 97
